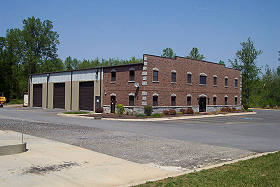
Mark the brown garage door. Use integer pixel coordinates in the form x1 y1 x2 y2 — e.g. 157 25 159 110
53 83 65 109
79 81 94 111
33 84 42 107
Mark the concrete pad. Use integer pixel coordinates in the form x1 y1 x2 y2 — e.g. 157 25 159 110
0 130 177 187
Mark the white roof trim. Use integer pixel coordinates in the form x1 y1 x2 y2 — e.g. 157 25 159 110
187 72 192 75
213 95 217 97
225 95 228 97
213 75 217 77
171 93 176 97
200 73 207 76
111 69 116 72
110 93 116 96
199 94 207 97
235 77 238 80
129 93 135 96
187 94 192 97
171 70 176 73
225 76 228 79
153 93 159 96
153 67 159 71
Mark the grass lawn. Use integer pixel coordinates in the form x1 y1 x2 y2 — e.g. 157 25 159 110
137 152 280 187
63 111 89 114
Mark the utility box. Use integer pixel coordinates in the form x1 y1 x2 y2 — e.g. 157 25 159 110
23 93 28 107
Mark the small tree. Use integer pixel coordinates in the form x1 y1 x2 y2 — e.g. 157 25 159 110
144 106 153 116
218 60 225 66
161 48 176 59
187 47 205 60
229 37 262 109
116 104 124 115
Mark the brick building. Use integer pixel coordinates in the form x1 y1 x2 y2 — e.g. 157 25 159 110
29 54 242 113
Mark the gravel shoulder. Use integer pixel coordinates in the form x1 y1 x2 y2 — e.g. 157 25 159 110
0 118 254 170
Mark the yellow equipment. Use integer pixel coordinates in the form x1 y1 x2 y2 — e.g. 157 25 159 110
0 96 6 107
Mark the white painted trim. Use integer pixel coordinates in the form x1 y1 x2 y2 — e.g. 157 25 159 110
171 93 176 97
213 75 217 77
199 94 207 97
153 67 159 71
171 70 176 73
129 68 135 71
110 93 116 96
213 95 217 97
225 76 228 79
187 72 192 75
200 73 207 76
235 95 238 97
187 94 192 97
153 93 159 96
235 77 238 80
129 93 135 96
225 95 228 97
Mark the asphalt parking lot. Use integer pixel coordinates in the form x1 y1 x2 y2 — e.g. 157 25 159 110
0 107 279 169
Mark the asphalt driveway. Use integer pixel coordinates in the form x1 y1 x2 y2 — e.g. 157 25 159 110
0 107 279 169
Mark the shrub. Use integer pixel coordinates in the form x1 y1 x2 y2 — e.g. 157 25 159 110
116 104 125 115
221 107 232 113
185 107 194 114
169 109 176 115
179 109 184 113
178 112 183 114
95 107 103 113
136 113 145 117
144 106 153 116
163 110 169 115
152 113 163 118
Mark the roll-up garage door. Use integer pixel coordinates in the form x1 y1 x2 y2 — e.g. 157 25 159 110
79 81 94 111
53 83 65 109
33 84 42 107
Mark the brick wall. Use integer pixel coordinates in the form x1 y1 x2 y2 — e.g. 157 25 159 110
103 55 241 109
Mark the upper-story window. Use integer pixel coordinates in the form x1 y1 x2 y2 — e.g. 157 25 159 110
213 75 217 86
111 70 116 82
129 68 135 82
153 68 159 82
235 78 238 88
200 73 207 85
187 72 192 84
225 76 228 87
171 70 176 83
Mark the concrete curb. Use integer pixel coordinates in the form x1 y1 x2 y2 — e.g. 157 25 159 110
58 112 256 122
0 143 27 156
126 151 278 187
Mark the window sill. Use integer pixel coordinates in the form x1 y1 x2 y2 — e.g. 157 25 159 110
128 81 135 83
199 84 206 86
213 85 217 87
110 81 116 84
234 87 238 89
171 82 176 84
225 86 228 88
187 83 192 85
153 81 159 83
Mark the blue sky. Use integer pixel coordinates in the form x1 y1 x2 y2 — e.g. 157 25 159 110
1 0 279 70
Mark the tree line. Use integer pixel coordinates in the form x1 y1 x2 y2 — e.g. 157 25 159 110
0 17 279 108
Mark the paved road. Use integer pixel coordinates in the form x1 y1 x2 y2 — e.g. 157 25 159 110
0 107 279 168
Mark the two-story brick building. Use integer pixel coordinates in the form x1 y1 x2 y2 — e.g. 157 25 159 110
29 54 242 113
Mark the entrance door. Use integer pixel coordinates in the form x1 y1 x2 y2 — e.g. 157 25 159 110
79 81 94 111
199 97 206 112
53 83 65 109
110 96 116 113
33 84 42 107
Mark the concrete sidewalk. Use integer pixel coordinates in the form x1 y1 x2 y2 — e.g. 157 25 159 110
0 130 178 187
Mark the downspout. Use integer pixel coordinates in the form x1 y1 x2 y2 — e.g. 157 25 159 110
100 68 102 108
70 71 73 110
46 74 49 108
